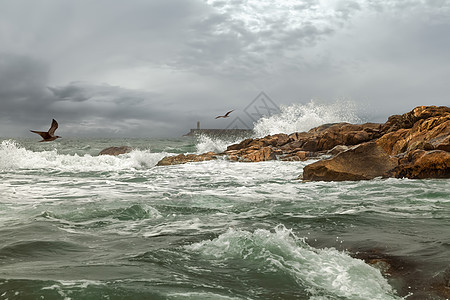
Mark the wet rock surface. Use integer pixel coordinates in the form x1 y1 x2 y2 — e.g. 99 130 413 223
302 142 399 181
156 152 219 166
99 146 133 156
353 249 450 299
387 149 450 179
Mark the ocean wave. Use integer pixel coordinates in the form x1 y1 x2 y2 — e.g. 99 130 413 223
186 225 400 300
0 140 166 171
195 134 247 154
0 240 86 259
41 204 162 224
253 100 362 137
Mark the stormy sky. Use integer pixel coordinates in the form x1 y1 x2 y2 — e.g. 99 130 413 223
0 0 449 137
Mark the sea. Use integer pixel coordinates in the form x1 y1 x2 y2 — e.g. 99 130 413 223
0 103 449 300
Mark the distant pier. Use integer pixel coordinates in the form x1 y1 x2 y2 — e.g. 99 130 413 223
184 121 253 137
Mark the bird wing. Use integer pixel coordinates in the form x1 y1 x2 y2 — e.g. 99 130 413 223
30 130 51 139
224 110 234 116
48 119 58 136
215 116 223 119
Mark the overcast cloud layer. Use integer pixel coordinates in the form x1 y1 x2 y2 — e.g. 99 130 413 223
1 0 449 137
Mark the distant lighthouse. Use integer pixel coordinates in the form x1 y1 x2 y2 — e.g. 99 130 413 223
197 121 200 130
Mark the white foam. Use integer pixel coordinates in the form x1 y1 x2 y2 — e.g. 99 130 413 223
42 280 106 300
253 100 362 137
195 134 246 154
166 292 241 299
187 225 400 300
0 140 166 172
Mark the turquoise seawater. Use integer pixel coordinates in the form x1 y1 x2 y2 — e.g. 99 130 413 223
0 137 449 300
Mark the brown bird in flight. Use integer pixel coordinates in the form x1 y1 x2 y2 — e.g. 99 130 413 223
215 110 234 119
30 119 61 142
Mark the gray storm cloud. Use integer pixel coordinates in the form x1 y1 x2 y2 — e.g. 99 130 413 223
0 0 449 137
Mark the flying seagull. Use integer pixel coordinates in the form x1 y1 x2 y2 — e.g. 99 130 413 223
215 110 234 119
30 119 61 142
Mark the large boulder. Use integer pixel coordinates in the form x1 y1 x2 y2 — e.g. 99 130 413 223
303 142 398 181
99 146 133 156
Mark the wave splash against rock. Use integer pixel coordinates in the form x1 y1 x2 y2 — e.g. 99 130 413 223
157 106 450 181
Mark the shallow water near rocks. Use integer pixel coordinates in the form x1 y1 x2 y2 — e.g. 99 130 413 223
0 137 449 299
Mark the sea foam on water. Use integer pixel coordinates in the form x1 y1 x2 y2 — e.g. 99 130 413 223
0 140 166 171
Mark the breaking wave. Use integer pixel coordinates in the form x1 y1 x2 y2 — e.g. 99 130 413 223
195 134 246 154
253 100 362 137
187 225 400 300
0 140 166 172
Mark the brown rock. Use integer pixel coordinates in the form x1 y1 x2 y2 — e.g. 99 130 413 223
327 145 350 156
376 129 411 155
434 134 450 152
226 134 290 152
237 147 276 162
99 146 133 156
377 117 450 155
265 133 291 147
224 122 382 159
303 142 398 181
279 141 304 152
281 150 316 161
387 150 450 179
226 138 254 151
227 154 239 161
307 122 343 135
303 122 381 152
156 152 218 166
381 105 450 134
289 132 310 141
247 140 267 149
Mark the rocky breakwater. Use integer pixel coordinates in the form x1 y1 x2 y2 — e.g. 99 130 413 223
156 105 449 181
156 122 383 165
224 122 382 162
304 105 450 180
